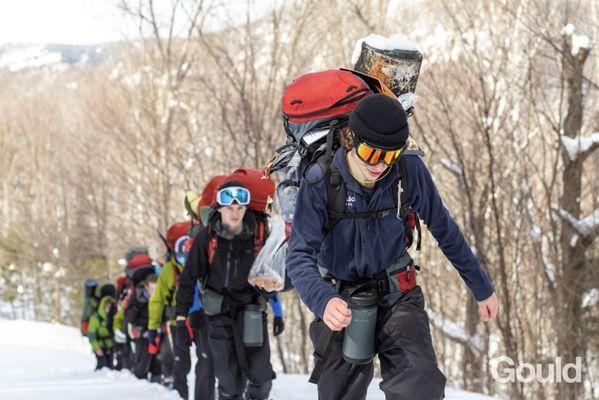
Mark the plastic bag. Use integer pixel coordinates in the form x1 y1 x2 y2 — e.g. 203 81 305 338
248 216 287 292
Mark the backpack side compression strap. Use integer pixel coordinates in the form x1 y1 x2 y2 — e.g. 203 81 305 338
308 326 337 384
309 281 344 384
397 156 422 250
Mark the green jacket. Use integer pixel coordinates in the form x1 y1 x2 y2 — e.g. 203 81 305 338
148 259 183 330
113 301 125 332
87 296 114 351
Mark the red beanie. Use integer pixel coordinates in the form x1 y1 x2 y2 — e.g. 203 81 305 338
127 254 153 269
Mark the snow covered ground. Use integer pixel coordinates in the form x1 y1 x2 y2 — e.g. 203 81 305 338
0 319 495 399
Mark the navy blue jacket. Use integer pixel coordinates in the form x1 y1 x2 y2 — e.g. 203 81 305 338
286 148 494 318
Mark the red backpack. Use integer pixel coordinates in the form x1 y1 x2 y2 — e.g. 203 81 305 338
199 175 228 208
282 69 372 142
267 68 422 249
166 221 192 250
227 168 275 214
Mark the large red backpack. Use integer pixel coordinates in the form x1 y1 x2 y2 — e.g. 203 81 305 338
281 69 396 142
267 68 422 250
283 69 370 138
199 175 228 208
227 168 275 214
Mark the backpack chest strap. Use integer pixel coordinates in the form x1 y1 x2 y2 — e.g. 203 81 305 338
328 207 396 220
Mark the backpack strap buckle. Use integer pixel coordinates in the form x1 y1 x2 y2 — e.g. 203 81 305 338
377 209 391 219
376 273 390 296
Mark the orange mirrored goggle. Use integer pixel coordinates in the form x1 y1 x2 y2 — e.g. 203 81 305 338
355 141 405 166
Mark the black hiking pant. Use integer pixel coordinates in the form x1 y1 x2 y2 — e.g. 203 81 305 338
114 342 132 370
94 348 114 370
310 286 446 400
173 318 216 400
158 329 176 387
207 312 275 400
132 338 162 383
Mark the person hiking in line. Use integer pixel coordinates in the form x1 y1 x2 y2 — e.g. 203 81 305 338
120 252 161 381
148 221 192 390
172 232 216 400
286 94 499 400
113 274 132 371
175 180 277 400
87 292 117 370
162 188 223 400
124 265 162 382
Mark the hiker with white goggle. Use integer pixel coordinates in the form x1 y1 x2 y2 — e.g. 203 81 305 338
176 180 277 400
287 94 499 400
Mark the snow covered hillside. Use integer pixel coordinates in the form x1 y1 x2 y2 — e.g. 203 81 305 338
0 43 104 72
0 319 496 399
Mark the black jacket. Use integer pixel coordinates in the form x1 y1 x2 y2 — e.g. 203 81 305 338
124 286 150 329
175 211 266 316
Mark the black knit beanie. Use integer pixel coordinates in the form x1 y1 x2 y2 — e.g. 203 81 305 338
218 180 246 191
348 93 409 149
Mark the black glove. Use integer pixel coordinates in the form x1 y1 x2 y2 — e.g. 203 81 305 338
175 319 192 349
146 329 158 347
189 310 205 330
273 316 285 336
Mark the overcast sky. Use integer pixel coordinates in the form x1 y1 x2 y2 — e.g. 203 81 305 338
0 0 282 46
0 0 136 45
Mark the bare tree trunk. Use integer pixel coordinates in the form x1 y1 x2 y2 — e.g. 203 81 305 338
276 335 288 373
54 276 61 323
461 295 483 392
557 31 592 400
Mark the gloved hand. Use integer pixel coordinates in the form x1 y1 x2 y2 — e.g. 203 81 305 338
189 310 205 330
114 329 127 344
146 329 158 347
273 316 285 336
175 318 192 349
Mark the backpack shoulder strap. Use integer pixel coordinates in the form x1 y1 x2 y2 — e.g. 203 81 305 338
397 156 410 218
312 127 347 235
207 227 218 266
173 264 180 289
253 218 267 258
317 156 347 235
165 261 183 306
397 153 423 251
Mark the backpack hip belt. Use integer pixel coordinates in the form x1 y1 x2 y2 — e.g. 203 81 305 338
201 287 266 375
201 287 266 316
320 250 419 298
310 251 420 384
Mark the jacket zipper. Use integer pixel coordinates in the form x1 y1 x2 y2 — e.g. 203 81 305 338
225 241 233 288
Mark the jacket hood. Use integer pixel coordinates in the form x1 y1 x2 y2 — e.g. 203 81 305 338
98 295 113 319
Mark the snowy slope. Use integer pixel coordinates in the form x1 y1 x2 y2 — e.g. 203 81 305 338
0 43 104 71
0 320 180 400
0 319 495 399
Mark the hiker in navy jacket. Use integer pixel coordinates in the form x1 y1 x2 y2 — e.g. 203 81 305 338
287 94 499 400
